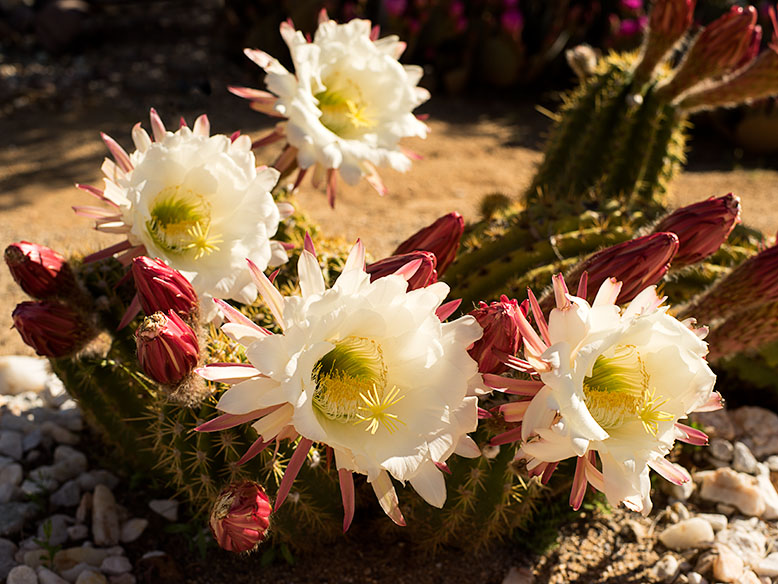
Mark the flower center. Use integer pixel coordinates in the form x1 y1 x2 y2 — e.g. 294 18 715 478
312 336 406 434
582 345 672 434
315 77 374 139
146 186 223 259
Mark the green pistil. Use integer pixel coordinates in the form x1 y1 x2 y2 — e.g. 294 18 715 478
146 186 220 257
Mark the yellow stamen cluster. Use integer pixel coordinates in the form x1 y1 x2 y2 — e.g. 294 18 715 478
355 385 406 435
315 78 374 138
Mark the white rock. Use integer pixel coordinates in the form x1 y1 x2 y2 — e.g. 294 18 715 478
7 564 38 584
50 481 81 508
716 519 767 568
0 431 24 461
731 407 778 457
119 519 147 544
653 553 679 582
0 463 23 487
754 463 778 520
53 548 110 571
77 471 118 493
21 477 58 497
74 569 107 584
0 356 51 396
22 430 42 453
686 572 705 584
58 563 92 583
697 468 766 517
766 455 778 472
0 482 17 504
99 556 131 576
22 550 47 570
40 422 78 446
52 447 87 480
37 567 68 584
659 518 714 551
697 513 728 532
501 566 533 584
739 569 763 584
733 442 759 474
91 486 120 547
65 525 87 542
75 493 91 525
755 552 778 578
711 543 745 583
40 377 68 409
709 438 734 461
149 499 178 522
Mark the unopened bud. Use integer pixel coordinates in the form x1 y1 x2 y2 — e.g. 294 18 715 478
393 212 465 275
12 301 93 358
658 5 759 100
633 0 696 86
132 257 198 319
366 251 437 290
5 242 76 300
652 193 741 266
565 232 679 306
209 481 272 553
136 311 199 385
680 242 778 325
468 295 524 374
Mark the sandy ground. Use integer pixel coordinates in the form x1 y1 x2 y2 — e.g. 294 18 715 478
2 96 778 357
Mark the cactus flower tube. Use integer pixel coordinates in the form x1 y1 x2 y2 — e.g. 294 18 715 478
467 295 525 375
196 241 484 529
136 311 199 386
366 250 437 290
652 194 741 266
393 212 465 276
209 481 272 553
5 242 76 300
493 275 718 514
74 110 290 322
230 12 429 206
633 0 695 87
12 301 95 358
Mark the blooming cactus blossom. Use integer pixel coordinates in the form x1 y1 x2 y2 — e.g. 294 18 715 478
490 275 719 514
75 110 291 322
230 12 430 206
209 481 272 553
196 239 484 529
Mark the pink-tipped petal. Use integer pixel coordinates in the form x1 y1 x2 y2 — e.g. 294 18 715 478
83 240 133 263
477 407 492 419
196 410 268 432
499 400 531 422
695 391 724 412
577 272 589 299
393 258 422 281
213 298 271 335
569 456 588 510
502 353 538 373
292 168 308 193
675 423 709 445
326 169 338 208
527 288 550 345
436 299 461 322
338 468 355 533
541 462 559 485
179 116 187 129
268 268 280 284
72 205 121 219
371 471 406 526
318 7 329 24
149 108 167 142
343 240 366 273
193 114 210 136
515 308 548 358
649 457 691 485
303 232 317 257
247 259 286 329
552 274 571 310
434 462 452 475
117 294 142 330
236 437 272 466
370 24 380 41
275 438 313 511
100 133 133 173
196 363 262 384
593 277 623 307
230 130 241 143
490 426 523 446
364 162 388 196
227 86 277 101
482 374 543 396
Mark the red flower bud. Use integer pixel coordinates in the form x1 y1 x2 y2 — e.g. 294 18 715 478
366 251 437 290
5 242 76 300
566 232 679 306
132 257 198 319
633 0 696 85
659 5 759 99
652 193 741 266
12 301 93 358
209 481 272 553
468 295 525 374
393 212 465 276
135 311 199 385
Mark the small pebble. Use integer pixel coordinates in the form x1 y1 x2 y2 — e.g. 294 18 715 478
653 553 679 582
91 486 120 547
100 556 131 576
755 553 778 578
732 442 759 475
0 431 24 461
120 518 148 543
7 564 38 584
697 513 727 532
75 570 107 584
659 518 714 551
36 567 67 584
709 438 734 462
66 525 88 542
686 572 706 584
712 543 745 583
149 499 178 522
50 480 80 508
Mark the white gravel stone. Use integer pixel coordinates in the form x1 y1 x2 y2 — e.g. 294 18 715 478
0 537 19 580
53 547 111 571
0 462 23 487
731 407 778 457
755 463 778 520
50 481 81 508
709 438 734 461
75 493 91 525
75 570 107 584
40 422 78 446
65 525 87 542
37 567 68 584
0 356 51 396
77 471 118 492
659 518 714 551
501 566 533 584
99 556 131 576
119 518 147 543
23 550 48 570
0 431 24 460
755 552 778 578
653 553 679 582
732 442 759 474
697 513 728 532
686 572 705 584
59 562 92 583
22 430 42 453
149 499 178 521
766 455 778 472
91 485 120 547
37 515 71 548
712 543 745 583
21 477 58 497
0 482 18 504
0 502 37 536
7 564 38 584
697 468 766 517
716 519 767 568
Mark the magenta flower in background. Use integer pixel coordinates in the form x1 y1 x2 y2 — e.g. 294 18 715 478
621 0 643 11
501 8 524 37
385 0 408 17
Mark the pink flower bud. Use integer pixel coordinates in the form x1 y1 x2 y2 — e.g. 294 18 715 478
633 0 695 86
209 481 272 553
567 232 679 305
12 301 92 358
5 242 76 300
366 251 437 290
132 257 198 319
659 5 759 99
393 212 465 276
652 194 741 266
468 295 525 374
135 311 199 385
